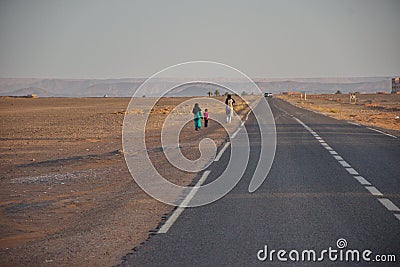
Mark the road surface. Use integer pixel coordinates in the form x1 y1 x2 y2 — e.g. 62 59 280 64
120 98 400 266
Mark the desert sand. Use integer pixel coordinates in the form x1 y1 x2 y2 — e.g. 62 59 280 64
0 95 253 266
277 93 400 133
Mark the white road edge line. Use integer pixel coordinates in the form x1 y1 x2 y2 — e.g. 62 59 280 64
367 127 398 139
158 170 211 234
214 142 230 162
231 128 241 139
394 214 400 222
348 121 361 126
377 198 400 212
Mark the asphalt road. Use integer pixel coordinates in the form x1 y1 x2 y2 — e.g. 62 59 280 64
120 98 400 266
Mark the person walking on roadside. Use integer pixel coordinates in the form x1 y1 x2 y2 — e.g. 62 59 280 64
203 108 209 127
192 103 203 131
225 94 235 123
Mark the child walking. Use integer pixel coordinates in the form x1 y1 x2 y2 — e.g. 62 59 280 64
203 109 209 127
192 103 202 131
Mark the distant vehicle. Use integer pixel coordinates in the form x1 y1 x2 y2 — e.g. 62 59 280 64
264 92 273 98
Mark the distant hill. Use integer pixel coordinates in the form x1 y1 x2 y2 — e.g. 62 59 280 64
166 83 231 97
0 77 392 97
0 78 145 97
0 87 53 97
255 80 390 94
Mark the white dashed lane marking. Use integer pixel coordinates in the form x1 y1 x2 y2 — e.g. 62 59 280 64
364 186 383 196
345 168 359 175
338 160 351 168
293 116 400 224
333 155 343 161
378 198 400 212
353 176 371 185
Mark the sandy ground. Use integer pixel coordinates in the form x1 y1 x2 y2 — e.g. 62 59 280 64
277 94 400 133
0 96 253 266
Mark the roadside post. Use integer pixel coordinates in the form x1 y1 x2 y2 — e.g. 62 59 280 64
349 93 357 104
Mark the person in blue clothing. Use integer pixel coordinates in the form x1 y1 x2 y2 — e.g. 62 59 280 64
192 103 203 131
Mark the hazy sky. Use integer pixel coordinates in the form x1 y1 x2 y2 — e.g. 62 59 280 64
0 0 399 79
